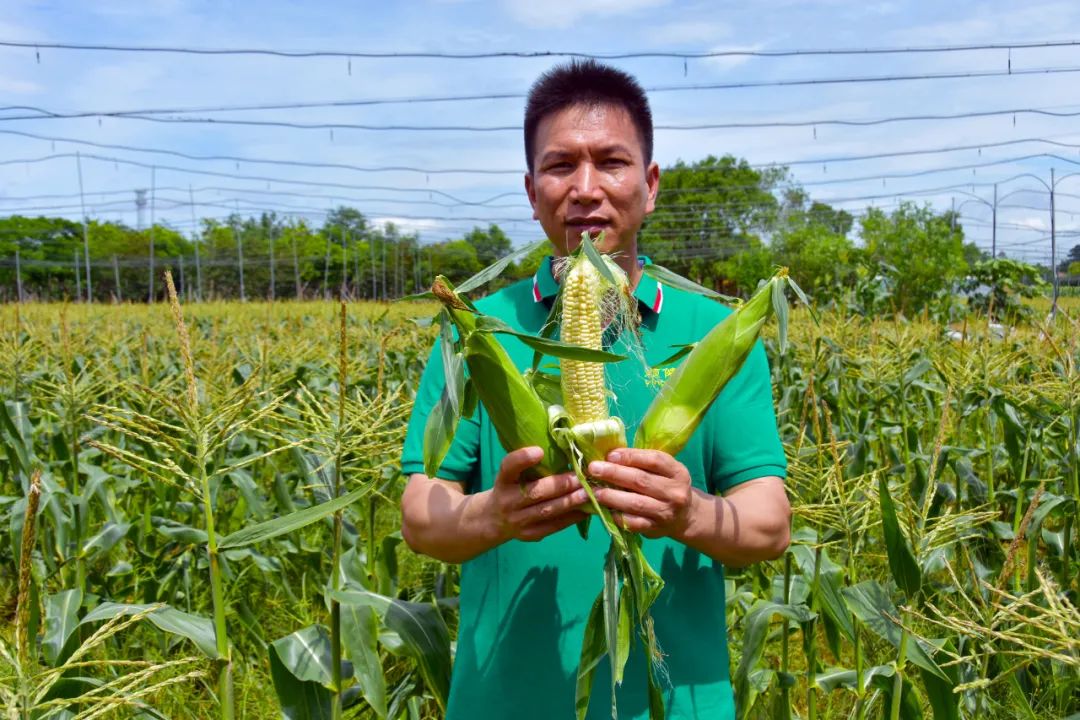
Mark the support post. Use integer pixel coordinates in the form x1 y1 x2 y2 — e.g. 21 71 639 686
15 247 23 302
113 254 122 302
76 152 92 302
149 167 157 302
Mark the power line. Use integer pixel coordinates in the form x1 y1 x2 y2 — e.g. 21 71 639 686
3 38 1077 60
7 127 1080 179
5 66 1080 122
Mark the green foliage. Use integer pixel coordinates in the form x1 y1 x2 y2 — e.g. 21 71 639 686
859 202 968 315
962 257 1050 323
461 224 512 266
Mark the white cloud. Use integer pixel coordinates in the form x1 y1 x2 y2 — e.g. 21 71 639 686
650 20 732 46
0 75 42 94
500 0 670 28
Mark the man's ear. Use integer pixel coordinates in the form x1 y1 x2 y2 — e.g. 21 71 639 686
524 171 538 220
645 162 661 214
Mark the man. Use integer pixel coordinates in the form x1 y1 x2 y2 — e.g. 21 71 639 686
400 60 790 719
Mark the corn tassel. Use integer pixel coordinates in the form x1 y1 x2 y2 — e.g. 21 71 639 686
634 269 787 456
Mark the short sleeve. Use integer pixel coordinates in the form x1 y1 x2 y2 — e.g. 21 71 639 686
704 338 788 494
400 337 481 486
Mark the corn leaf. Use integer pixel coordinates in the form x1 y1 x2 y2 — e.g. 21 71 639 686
476 316 627 362
218 484 374 550
423 351 464 478
733 600 816 714
643 264 738 303
580 231 617 286
878 475 922 599
841 581 948 681
268 627 334 720
651 343 696 369
457 238 548 294
332 589 451 714
81 602 219 659
575 595 606 720
43 588 82 666
340 601 387 718
771 280 789 355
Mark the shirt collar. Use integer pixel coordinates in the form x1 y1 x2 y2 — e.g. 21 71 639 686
532 255 664 316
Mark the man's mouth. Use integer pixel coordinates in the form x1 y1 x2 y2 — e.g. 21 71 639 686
566 219 610 237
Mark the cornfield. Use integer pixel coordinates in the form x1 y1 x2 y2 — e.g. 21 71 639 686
0 289 1077 719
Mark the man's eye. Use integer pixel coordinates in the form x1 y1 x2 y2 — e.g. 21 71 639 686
602 158 629 168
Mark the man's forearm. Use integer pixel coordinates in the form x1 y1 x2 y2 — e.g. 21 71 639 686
673 477 791 567
401 474 502 564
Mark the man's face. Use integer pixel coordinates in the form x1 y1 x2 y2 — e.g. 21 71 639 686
525 103 660 257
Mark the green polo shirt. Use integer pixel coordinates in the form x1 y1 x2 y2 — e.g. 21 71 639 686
400 256 787 720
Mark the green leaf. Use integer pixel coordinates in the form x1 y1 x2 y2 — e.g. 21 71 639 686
0 401 32 478
580 231 617 286
733 601 815 713
814 664 894 693
771 279 789 355
333 590 451 714
422 351 464 478
153 519 208 545
476 316 627 362
81 521 131 562
269 627 333 720
789 544 855 645
643 263 738 303
81 603 219 659
651 343 696 369
878 475 922 599
340 602 388 718
218 484 374 550
271 624 334 686
841 581 947 681
457 238 548 294
43 589 82 666
575 594 605 720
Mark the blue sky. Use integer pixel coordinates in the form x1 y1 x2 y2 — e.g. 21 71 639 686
2 0 1080 263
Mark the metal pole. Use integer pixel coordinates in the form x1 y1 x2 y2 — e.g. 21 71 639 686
268 223 276 301
369 234 376 299
322 229 331 300
15 247 22 302
76 152 92 302
1050 168 1058 320
352 231 360 299
179 256 186 300
113 254 122 302
233 204 246 301
991 183 997 259
381 236 387 301
188 185 202 301
74 250 81 301
292 230 301 299
149 167 156 302
340 227 348 299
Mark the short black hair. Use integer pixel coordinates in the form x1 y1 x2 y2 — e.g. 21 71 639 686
524 59 653 174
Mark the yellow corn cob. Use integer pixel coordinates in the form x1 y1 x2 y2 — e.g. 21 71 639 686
559 252 627 464
561 257 610 425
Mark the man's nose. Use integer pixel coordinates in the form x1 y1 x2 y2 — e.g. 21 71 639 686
569 163 603 204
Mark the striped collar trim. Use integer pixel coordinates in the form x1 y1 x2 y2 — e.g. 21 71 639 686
532 255 664 316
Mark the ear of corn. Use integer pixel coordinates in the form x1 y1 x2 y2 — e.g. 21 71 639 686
430 276 569 480
559 252 628 463
634 269 786 456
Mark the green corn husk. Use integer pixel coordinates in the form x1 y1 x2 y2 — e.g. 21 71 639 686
634 269 787 456
431 276 570 480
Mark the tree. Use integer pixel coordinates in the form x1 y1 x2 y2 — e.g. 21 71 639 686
772 224 858 299
1061 243 1080 273
639 155 785 288
859 202 968 315
429 240 481 284
462 224 512 266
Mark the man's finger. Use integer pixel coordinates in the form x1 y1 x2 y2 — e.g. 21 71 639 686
605 448 681 476
508 487 587 526
518 511 589 542
495 446 544 485
595 486 667 519
518 472 580 505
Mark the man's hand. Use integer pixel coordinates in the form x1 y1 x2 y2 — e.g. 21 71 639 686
489 446 590 542
589 449 791 565
589 448 695 539
401 446 589 564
